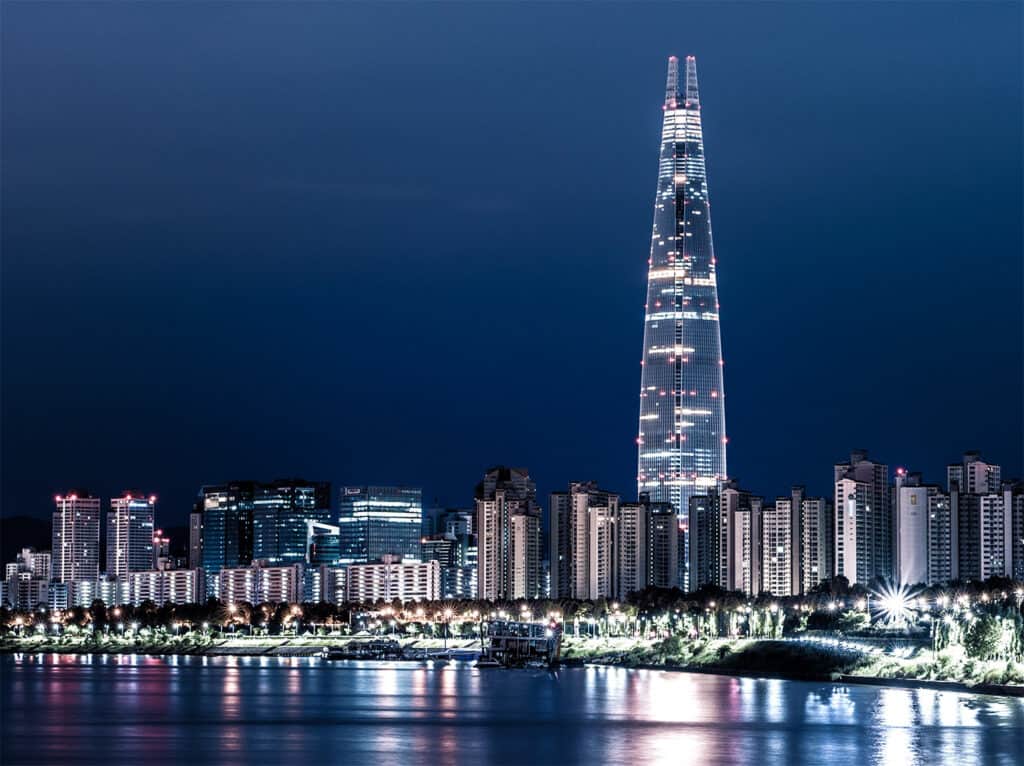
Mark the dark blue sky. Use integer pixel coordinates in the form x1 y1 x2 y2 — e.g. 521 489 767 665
3 2 1021 526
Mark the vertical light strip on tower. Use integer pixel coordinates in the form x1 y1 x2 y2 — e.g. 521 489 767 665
637 55 727 581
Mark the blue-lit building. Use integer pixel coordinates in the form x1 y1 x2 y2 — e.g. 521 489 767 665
307 521 342 566
199 479 330 597
252 479 331 565
637 56 728 580
339 486 423 564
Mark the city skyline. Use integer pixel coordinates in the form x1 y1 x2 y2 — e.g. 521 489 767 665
3 3 1021 526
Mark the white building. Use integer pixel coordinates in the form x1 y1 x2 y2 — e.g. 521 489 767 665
720 482 762 594
345 558 439 602
617 502 648 599
761 501 792 596
476 467 542 600
800 497 833 593
893 470 930 585
3 549 51 609
128 569 203 606
52 493 101 605
218 562 303 604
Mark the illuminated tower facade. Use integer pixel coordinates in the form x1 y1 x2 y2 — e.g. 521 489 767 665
637 55 727 585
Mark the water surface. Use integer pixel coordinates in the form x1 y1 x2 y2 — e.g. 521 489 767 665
2 654 1021 765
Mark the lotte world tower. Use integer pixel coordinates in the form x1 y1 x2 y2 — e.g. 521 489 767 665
637 56 727 555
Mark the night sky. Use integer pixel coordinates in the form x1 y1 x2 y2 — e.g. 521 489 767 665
3 3 1021 528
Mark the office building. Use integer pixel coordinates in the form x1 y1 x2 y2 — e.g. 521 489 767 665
339 486 422 564
307 521 342 566
252 480 331 565
198 479 329 596
637 56 728 581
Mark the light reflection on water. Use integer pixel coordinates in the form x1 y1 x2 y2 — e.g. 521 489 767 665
1 655 1022 766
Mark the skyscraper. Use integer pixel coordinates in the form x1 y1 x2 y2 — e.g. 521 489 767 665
251 480 331 565
637 56 727 579
549 482 620 600
197 479 330 597
476 467 542 600
106 492 156 580
834 450 891 585
338 486 423 565
52 492 101 605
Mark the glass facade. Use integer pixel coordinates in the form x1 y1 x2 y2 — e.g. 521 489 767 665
199 479 330 597
338 486 423 565
638 56 727 569
251 480 331 565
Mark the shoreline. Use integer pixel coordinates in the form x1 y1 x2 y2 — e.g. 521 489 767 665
3 641 1023 698
576 658 1024 698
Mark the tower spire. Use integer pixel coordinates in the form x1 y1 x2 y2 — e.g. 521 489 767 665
664 56 679 109
684 55 700 107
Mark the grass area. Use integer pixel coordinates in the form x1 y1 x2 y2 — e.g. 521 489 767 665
560 635 1024 688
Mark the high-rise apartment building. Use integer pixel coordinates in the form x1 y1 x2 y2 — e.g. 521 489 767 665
892 470 932 585
106 493 156 580
637 56 728 582
720 482 763 594
761 501 793 596
549 482 621 600
948 452 1012 581
834 451 891 585
345 558 440 603
3 548 52 609
338 486 422 565
800 496 833 593
52 492 101 605
688 493 719 589
617 501 648 599
477 467 542 600
927 490 954 585
644 493 678 590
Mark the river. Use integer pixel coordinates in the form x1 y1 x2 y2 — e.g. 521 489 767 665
1 654 1021 764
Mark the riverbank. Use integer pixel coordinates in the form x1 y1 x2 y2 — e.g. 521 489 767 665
4 632 1023 696
560 635 1024 696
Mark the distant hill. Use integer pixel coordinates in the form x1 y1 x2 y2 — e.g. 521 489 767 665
1 516 52 565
